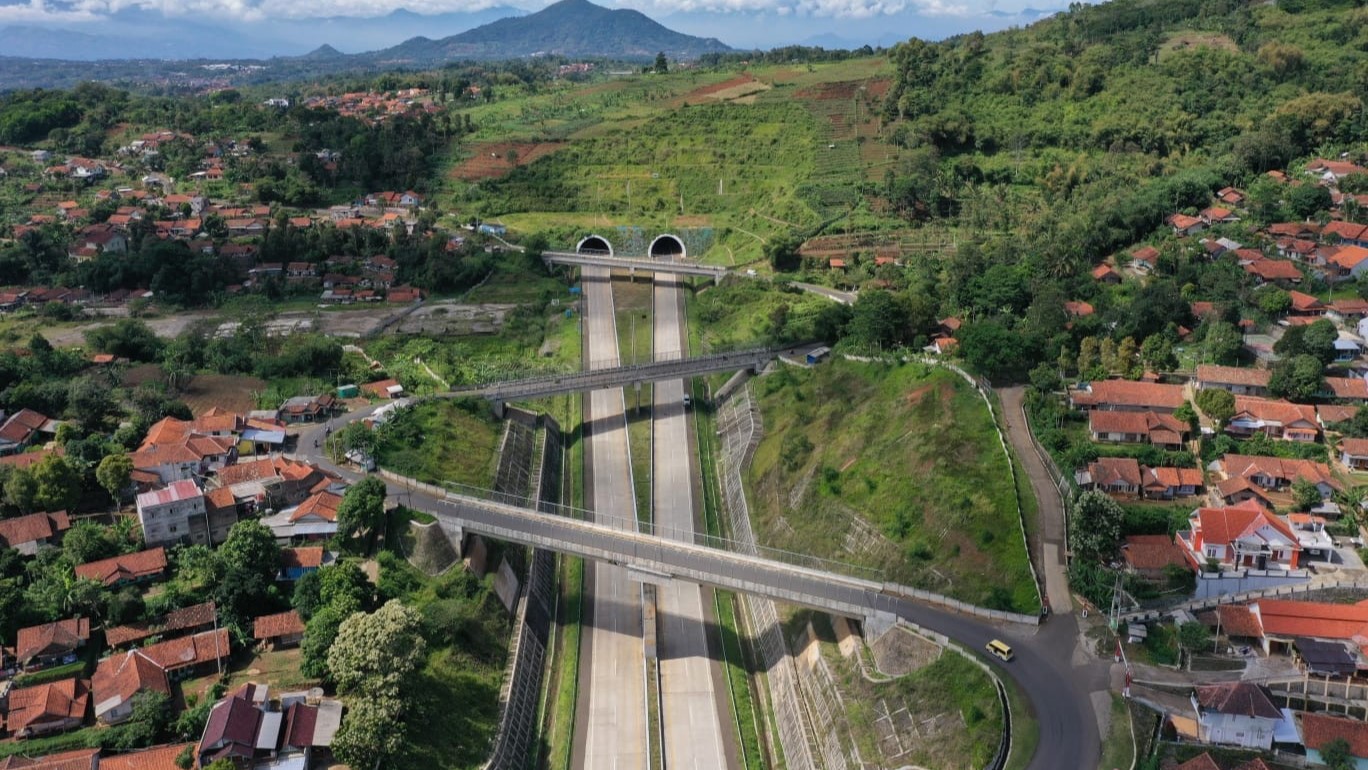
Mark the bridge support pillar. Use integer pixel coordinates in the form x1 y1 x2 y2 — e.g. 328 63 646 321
864 611 898 645
492 400 506 419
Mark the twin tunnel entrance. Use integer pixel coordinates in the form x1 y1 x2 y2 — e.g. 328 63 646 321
575 233 686 260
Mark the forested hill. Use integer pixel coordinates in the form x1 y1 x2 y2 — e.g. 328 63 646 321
874 0 1368 380
378 0 731 61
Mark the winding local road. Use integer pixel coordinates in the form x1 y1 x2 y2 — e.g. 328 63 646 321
652 270 735 770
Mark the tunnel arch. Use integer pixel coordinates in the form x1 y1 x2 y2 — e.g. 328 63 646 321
576 234 614 256
648 234 686 260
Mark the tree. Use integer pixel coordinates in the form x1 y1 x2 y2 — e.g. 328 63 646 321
63 521 119 565
96 452 132 504
1176 621 1211 662
1321 738 1355 770
1256 287 1291 316
106 690 171 749
301 604 350 680
336 477 387 548
1292 478 1322 511
1194 388 1235 428
1068 491 1124 562
327 599 426 696
215 520 281 629
67 375 114 432
654 52 668 74
331 694 409 769
84 319 163 362
1269 354 1325 401
1287 183 1333 218
31 455 80 513
1202 321 1243 366
1139 334 1177 373
959 321 1034 381
1303 319 1339 365
319 561 374 612
847 290 910 349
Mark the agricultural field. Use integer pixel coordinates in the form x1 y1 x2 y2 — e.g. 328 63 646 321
746 359 1038 613
445 58 911 265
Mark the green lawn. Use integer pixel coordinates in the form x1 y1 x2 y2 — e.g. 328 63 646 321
374 398 502 489
747 360 1039 613
1098 693 1135 770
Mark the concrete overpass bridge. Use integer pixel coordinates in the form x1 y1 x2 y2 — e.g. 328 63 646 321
420 484 1038 629
449 348 776 415
542 251 729 282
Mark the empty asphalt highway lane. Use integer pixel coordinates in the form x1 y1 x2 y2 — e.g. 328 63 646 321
653 270 733 770
579 267 649 770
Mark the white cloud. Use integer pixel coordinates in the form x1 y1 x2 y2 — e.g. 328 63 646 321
0 0 101 23
3 0 984 26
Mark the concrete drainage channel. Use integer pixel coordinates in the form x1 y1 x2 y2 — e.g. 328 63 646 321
482 411 564 770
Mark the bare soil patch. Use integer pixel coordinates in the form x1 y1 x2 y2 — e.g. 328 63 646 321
449 141 567 181
180 374 267 415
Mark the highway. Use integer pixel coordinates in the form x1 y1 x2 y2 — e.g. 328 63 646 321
544 250 728 280
577 266 649 769
651 270 733 770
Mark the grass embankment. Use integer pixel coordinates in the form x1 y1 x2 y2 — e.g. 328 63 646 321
807 615 1005 768
612 276 654 524
688 279 833 352
692 373 766 769
748 359 1038 613
1098 693 1136 770
374 398 502 489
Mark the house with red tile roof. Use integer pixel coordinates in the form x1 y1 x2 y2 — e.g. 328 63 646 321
1318 404 1359 428
1168 213 1206 236
214 456 340 510
15 618 90 668
75 547 168 587
130 434 236 485
1088 410 1187 448
139 628 230 679
1330 244 1368 280
1340 437 1368 470
1063 300 1094 317
252 610 305 649
100 742 196 770
1120 534 1188 579
262 491 341 542
1068 380 1187 413
0 510 70 555
1323 376 1368 402
1076 457 1144 496
361 378 404 399
1300 711 1368 767
1244 258 1304 284
105 601 216 649
1307 158 1368 182
4 678 89 738
0 746 98 770
1195 365 1270 396
1175 752 1221 770
1141 466 1205 500
277 546 327 581
1178 500 1301 572
0 409 56 455
1200 206 1237 224
1129 245 1160 272
1191 682 1284 749
1226 397 1320 442
1215 454 1343 498
92 649 170 724
1091 263 1121 284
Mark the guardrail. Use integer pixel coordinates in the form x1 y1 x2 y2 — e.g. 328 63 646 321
1120 576 1368 622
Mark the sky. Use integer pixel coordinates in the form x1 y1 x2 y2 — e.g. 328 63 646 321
0 0 1063 50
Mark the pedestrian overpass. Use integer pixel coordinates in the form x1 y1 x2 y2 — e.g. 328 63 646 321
449 348 777 416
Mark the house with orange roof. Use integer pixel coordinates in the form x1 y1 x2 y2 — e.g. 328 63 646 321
105 601 217 650
0 510 70 555
1069 380 1187 413
1244 258 1304 284
1141 466 1205 500
101 742 197 770
1091 263 1121 284
1129 245 1160 272
0 408 57 455
138 628 230 680
4 678 89 738
252 610 305 649
74 547 167 587
1169 213 1206 236
1226 397 1320 442
1215 454 1343 499
1076 457 1144 497
1329 244 1368 280
1178 500 1301 572
1322 376 1368 402
92 649 170 724
1300 712 1368 767
1120 534 1188 579
1088 410 1187 448
1341 438 1368 470
15 617 90 668
1196 365 1271 396
261 491 342 542
278 546 328 581
1308 158 1368 182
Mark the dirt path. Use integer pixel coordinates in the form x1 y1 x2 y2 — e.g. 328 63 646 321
997 385 1073 614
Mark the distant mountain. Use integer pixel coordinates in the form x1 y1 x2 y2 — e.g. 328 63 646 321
301 44 346 60
378 0 730 62
0 23 281 60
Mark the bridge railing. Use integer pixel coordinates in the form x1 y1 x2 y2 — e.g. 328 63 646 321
452 347 777 392
438 479 884 582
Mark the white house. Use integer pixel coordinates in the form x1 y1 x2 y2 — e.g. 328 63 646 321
136 479 209 546
1191 682 1285 750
